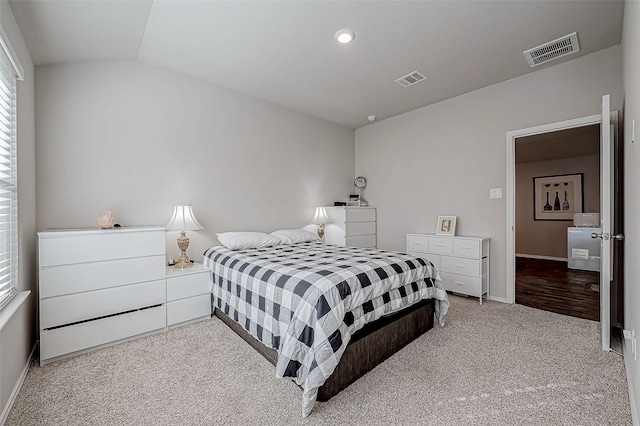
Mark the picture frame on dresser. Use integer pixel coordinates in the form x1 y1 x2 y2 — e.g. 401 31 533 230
436 216 457 236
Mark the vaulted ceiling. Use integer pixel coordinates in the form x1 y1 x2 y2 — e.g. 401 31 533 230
9 0 624 129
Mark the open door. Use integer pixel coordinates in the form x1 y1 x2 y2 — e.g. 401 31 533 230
506 102 623 329
594 94 622 351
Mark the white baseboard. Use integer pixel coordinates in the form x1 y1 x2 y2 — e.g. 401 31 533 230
489 295 508 303
624 340 639 426
0 341 36 425
516 253 568 262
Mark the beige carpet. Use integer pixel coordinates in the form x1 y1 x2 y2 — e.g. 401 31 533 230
7 295 632 425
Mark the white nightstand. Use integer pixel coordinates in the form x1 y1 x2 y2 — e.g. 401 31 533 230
166 262 211 329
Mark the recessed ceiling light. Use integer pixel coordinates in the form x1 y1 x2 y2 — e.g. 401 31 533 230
335 29 355 44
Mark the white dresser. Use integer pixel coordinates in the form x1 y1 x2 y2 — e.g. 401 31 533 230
406 233 490 304
325 207 376 248
166 262 211 329
38 227 167 365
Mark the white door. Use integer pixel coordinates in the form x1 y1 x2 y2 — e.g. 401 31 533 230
597 94 614 351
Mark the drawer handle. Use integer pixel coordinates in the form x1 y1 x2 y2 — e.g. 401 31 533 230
454 264 465 268
454 281 465 285
460 247 471 250
435 244 446 247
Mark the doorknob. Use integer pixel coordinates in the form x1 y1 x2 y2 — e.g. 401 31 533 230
591 232 625 241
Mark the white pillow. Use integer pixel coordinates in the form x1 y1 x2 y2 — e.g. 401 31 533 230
216 232 282 250
271 229 320 244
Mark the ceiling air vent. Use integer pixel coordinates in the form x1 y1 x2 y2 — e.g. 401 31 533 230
523 32 580 67
395 70 427 88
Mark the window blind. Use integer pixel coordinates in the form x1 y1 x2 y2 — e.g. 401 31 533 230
0 44 17 310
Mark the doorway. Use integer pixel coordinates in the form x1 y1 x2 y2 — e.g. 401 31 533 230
514 124 601 321
505 109 624 330
506 106 624 352
506 113 604 305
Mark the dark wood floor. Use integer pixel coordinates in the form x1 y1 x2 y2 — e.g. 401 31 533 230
515 257 600 321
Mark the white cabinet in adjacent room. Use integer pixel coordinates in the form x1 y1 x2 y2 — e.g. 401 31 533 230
407 233 490 304
38 227 167 365
325 207 377 248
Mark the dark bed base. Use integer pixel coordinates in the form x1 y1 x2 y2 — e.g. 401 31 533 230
214 298 435 402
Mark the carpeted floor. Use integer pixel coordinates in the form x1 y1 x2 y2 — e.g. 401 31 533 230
7 295 632 425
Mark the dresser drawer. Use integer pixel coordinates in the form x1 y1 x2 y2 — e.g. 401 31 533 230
407 235 428 253
345 234 376 248
344 221 375 237
167 270 211 301
442 272 484 297
40 279 166 329
40 304 166 363
428 236 452 255
453 239 482 258
441 256 483 277
167 294 211 327
39 229 165 267
39 255 166 298
344 208 376 222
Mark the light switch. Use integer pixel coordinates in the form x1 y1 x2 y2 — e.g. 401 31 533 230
489 188 502 199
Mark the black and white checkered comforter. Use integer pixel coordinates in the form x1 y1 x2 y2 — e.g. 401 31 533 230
203 242 449 416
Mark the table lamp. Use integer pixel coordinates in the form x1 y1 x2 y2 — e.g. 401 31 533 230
166 205 204 268
311 207 331 241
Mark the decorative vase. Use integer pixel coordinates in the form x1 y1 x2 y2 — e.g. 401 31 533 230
97 211 116 229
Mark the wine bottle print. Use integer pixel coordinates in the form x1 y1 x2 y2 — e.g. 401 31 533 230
562 190 570 211
553 191 560 210
543 192 552 211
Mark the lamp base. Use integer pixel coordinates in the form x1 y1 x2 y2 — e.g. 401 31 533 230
175 231 193 268
174 253 192 268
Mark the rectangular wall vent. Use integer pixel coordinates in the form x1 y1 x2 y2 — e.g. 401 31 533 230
395 70 427 88
523 32 580 67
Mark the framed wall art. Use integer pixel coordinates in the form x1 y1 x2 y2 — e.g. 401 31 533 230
533 173 584 221
436 216 457 236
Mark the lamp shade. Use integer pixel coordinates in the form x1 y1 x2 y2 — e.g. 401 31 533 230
311 207 331 225
166 205 204 231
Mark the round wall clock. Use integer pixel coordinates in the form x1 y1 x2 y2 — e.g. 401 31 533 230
353 176 368 206
354 176 367 189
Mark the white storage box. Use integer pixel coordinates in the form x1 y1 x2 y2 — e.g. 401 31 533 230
573 213 600 227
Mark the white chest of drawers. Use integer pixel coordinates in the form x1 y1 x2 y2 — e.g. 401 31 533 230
38 226 167 365
325 207 377 248
406 233 490 304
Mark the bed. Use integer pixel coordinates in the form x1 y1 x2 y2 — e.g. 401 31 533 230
203 238 449 416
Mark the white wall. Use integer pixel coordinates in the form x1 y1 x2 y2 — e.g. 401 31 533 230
0 0 36 421
355 45 622 301
35 60 355 261
622 1 640 422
